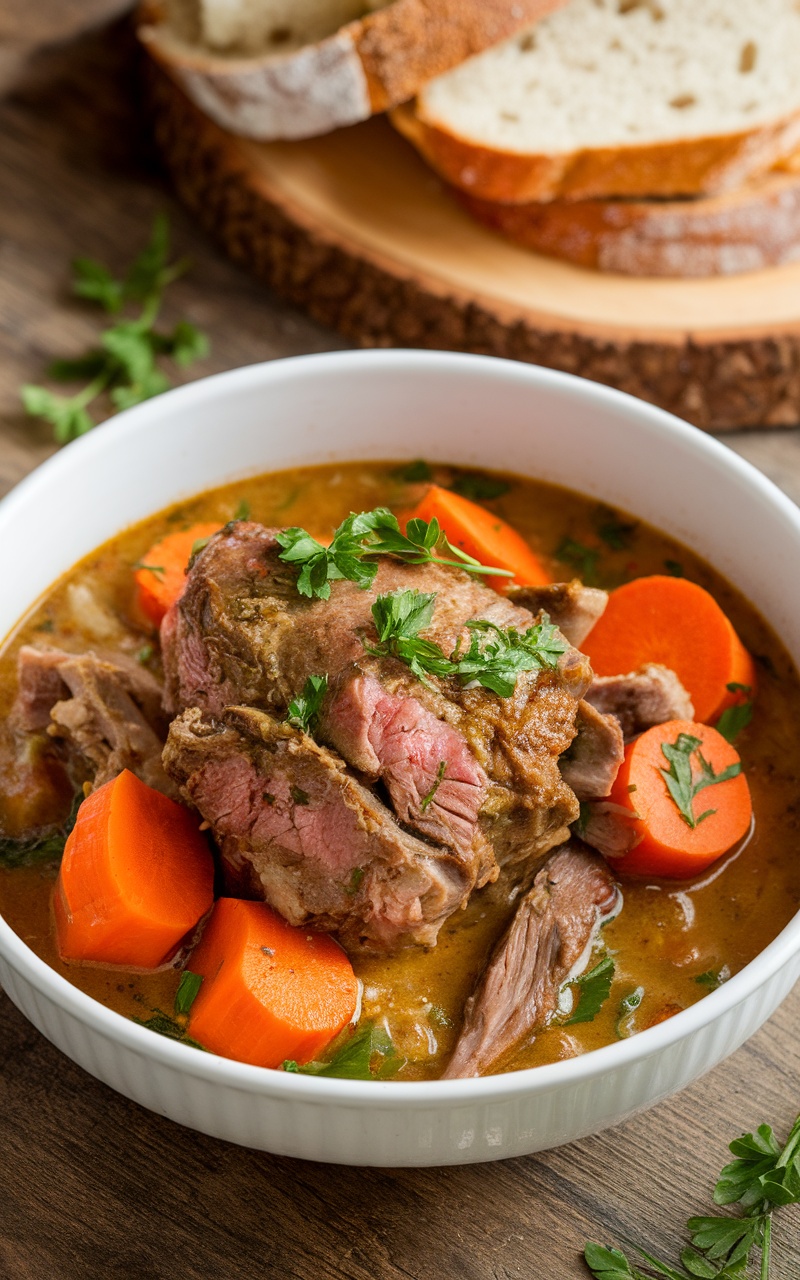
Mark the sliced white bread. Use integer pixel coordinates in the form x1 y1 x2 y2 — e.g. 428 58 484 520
393 0 800 203
457 169 800 277
138 0 570 142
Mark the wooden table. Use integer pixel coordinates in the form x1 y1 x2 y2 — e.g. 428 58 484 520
1 25 798 1280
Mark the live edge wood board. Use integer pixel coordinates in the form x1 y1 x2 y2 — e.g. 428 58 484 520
147 65 800 433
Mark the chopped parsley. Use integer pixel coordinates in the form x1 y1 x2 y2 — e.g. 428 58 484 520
555 536 600 586
286 673 328 735
290 785 310 807
394 459 433 483
136 644 154 665
365 589 568 697
563 955 615 1026
0 793 82 871
174 970 203 1017
715 683 753 744
660 732 742 829
615 986 644 1039
449 472 510 501
595 507 637 551
420 761 447 812
233 498 251 521
695 967 730 989
275 508 512 601
345 867 365 896
282 1021 404 1080
664 558 686 577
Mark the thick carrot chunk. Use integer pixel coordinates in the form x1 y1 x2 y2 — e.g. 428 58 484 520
187 899 359 1068
581 575 756 723
54 770 214 967
134 522 221 626
405 485 549 591
604 720 753 879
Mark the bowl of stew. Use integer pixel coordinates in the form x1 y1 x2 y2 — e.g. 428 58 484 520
1 349 799 1167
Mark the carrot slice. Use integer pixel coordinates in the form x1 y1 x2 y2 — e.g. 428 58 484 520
134 522 222 626
404 485 549 591
54 770 214 967
604 719 752 879
581 575 756 723
187 899 359 1068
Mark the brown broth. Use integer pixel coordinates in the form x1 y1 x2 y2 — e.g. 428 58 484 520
2 460 799 1080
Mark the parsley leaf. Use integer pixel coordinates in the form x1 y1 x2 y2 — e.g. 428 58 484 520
282 1021 404 1080
21 214 208 443
233 498 251 522
563 955 615 1026
595 507 637 551
420 761 447 812
174 970 203 1017
276 508 512 601
616 986 645 1039
286 674 328 735
0 793 82 870
695 967 730 990
449 472 510 501
394 459 433 483
556 536 601 585
659 733 742 830
715 684 753 744
584 1112 800 1280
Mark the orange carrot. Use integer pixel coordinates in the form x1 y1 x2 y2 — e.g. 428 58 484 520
581 575 756 723
187 899 358 1068
54 770 214 967
603 719 753 879
134 522 221 626
404 485 549 591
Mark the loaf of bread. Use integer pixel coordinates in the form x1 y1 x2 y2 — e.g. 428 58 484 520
393 0 800 203
138 0 569 141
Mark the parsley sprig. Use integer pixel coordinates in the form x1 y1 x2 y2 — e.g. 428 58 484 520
364 590 569 697
563 955 615 1026
585 1112 800 1279
21 214 209 443
286 674 328 735
275 508 512 601
660 733 742 830
0 792 81 870
282 1021 404 1080
716 684 754 745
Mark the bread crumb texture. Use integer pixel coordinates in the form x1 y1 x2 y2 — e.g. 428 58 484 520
421 0 800 151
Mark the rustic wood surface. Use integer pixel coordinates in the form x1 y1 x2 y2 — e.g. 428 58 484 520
1 25 799 1280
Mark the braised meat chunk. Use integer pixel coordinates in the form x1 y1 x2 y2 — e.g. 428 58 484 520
164 705 473 951
443 843 619 1078
586 663 694 740
508 580 608 647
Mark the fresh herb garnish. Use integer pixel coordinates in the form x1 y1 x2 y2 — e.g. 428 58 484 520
136 644 154 665
282 1021 404 1080
420 761 447 812
0 793 81 870
615 986 644 1039
345 867 365 896
563 955 615 1026
664 559 686 578
365 590 568 697
450 472 510 501
286 674 328 735
660 733 742 830
21 214 209 443
584 1111 800 1280
233 499 251 521
132 1010 205 1050
716 684 753 744
427 1005 453 1029
595 508 637 551
276 508 511 601
695 967 730 989
290 785 310 806
395 459 433 483
174 970 203 1017
556 536 600 586
131 561 165 577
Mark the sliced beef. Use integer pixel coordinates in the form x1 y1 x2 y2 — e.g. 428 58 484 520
443 842 619 1078
508 580 608 647
559 700 625 800
161 522 592 877
164 705 475 952
578 801 641 861
586 663 694 741
10 646 175 797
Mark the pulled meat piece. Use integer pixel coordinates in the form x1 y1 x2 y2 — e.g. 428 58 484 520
10 646 175 797
443 843 619 1078
164 705 475 952
586 663 694 741
508 580 608 647
559 700 624 800
161 523 592 881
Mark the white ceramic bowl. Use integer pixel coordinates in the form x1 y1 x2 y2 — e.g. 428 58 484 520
1 351 799 1167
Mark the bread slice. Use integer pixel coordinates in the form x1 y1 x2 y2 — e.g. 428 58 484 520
393 0 800 203
456 169 800 277
137 0 570 142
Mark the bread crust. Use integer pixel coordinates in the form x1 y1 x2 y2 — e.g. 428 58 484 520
137 0 569 142
392 100 800 203
457 172 800 277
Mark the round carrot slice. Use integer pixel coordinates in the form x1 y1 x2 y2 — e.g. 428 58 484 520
581 575 756 723
606 719 752 879
405 485 549 591
134 522 222 626
54 770 215 967
187 899 359 1069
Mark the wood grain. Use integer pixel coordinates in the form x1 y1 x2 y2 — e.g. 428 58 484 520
1 25 799 1280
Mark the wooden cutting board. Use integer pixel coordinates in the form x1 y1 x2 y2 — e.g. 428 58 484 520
148 65 800 432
